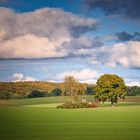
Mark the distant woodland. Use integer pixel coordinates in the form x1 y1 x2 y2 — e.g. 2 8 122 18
0 81 140 99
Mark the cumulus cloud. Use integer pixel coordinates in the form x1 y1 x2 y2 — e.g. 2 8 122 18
109 41 140 68
0 7 139 70
83 0 140 20
0 7 97 40
90 41 140 69
0 34 69 58
61 35 103 57
56 68 102 83
11 72 36 82
0 33 103 59
0 7 98 59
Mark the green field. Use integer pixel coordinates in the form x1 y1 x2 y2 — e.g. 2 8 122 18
0 96 140 140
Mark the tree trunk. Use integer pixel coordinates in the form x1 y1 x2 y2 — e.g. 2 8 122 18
71 95 74 104
111 101 114 107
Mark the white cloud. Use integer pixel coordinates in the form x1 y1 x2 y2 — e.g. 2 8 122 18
11 72 36 82
0 7 139 70
127 81 140 87
109 41 140 68
0 7 98 59
56 68 102 84
12 73 24 81
90 41 140 69
47 80 58 83
0 34 69 58
23 76 37 82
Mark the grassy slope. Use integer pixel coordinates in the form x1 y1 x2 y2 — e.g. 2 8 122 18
0 106 140 140
0 96 140 140
0 96 70 107
0 95 140 107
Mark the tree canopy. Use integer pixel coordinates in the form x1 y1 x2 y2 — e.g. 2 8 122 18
95 74 127 106
127 86 140 96
51 88 62 96
64 76 86 103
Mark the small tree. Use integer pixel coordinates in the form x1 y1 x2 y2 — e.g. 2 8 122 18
95 74 127 106
51 88 62 96
27 90 48 98
64 76 86 103
86 86 95 95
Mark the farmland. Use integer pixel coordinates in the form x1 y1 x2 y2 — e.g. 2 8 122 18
0 96 140 140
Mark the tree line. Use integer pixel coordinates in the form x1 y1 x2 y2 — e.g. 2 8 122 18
0 75 140 100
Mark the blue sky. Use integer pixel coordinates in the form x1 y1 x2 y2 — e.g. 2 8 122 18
0 0 140 86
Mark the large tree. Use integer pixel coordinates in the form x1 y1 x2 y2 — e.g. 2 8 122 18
95 74 127 106
64 76 86 103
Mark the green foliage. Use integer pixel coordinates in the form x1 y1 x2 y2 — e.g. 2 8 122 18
0 81 65 99
27 90 48 98
51 88 62 96
64 76 86 103
0 92 12 99
0 79 139 100
57 102 98 109
95 74 127 106
127 86 140 96
86 85 95 95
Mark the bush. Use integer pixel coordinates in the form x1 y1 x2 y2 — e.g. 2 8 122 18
57 102 98 109
88 102 98 108
11 94 26 99
27 90 48 98
0 92 12 99
127 86 140 96
51 88 62 96
0 92 27 99
86 86 95 95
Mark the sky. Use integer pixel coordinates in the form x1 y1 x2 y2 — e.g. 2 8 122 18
0 0 140 86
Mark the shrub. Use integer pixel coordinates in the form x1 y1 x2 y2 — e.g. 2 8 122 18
86 86 95 95
127 86 140 96
57 102 98 109
11 94 26 99
0 92 12 99
27 90 48 98
88 102 98 108
51 88 62 96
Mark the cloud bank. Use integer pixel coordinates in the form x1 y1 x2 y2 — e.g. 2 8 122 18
92 41 140 69
0 7 140 69
127 81 140 87
0 34 69 58
0 7 99 59
56 68 102 83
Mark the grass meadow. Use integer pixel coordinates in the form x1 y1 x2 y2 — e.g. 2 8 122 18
0 96 140 140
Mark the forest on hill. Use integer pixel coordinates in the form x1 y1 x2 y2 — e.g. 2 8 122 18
0 81 140 99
